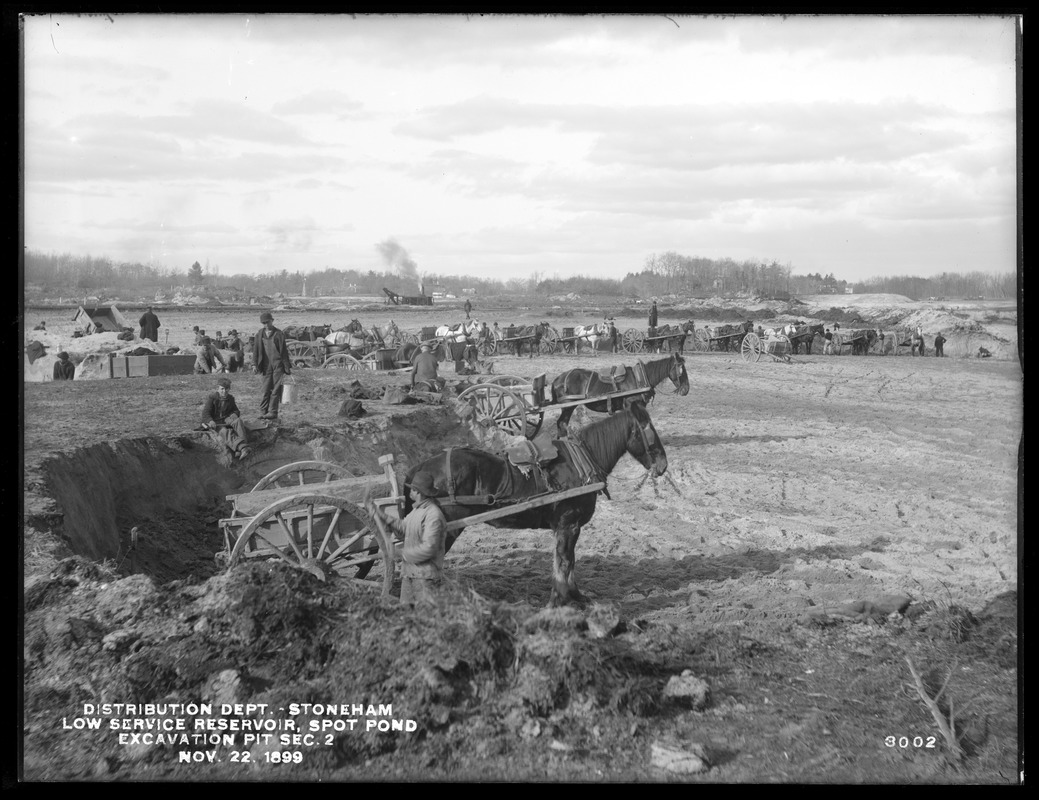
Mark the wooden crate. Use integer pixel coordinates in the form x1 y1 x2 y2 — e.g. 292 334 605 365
109 353 196 378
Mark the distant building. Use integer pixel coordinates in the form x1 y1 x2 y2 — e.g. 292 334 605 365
845 287 854 294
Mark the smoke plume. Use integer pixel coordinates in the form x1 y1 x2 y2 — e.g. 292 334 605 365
376 238 420 291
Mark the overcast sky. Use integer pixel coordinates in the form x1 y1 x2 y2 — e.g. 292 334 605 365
22 13 1019 284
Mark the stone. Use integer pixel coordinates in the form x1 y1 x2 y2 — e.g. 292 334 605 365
662 670 710 710
650 738 710 774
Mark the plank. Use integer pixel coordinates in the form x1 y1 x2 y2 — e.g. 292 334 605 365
227 475 392 516
443 482 605 531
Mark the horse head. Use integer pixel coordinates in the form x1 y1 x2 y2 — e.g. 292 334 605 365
669 352 690 396
626 401 668 477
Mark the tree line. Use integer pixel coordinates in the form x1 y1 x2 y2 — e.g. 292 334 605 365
22 248 1015 302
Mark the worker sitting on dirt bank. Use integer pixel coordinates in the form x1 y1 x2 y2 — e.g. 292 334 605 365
366 471 446 607
411 343 443 391
200 377 252 460
53 351 75 381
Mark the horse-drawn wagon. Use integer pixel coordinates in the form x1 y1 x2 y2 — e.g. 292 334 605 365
456 352 689 439
692 321 755 353
217 400 668 606
620 322 693 355
738 331 793 363
831 328 878 356
497 323 559 357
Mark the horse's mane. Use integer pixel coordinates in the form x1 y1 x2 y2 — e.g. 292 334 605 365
572 407 634 471
642 354 674 387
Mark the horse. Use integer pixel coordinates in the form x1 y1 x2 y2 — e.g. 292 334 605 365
911 327 926 356
502 322 550 357
572 322 610 354
786 323 825 355
283 323 332 342
402 400 668 606
648 320 695 353
710 320 754 352
551 352 690 436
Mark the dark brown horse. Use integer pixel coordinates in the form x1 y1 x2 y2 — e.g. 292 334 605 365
503 322 550 357
788 323 825 355
403 400 667 606
551 352 689 436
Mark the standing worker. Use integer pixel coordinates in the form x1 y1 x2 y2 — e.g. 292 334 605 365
200 377 252 460
225 329 245 372
53 351 75 381
138 305 161 342
253 311 292 420
934 331 946 357
464 298 473 319
607 317 619 353
366 471 447 607
648 299 658 331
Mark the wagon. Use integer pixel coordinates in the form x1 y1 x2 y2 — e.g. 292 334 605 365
218 454 605 595
217 456 405 593
620 326 689 355
455 361 652 439
738 331 793 363
691 323 754 353
831 329 875 355
498 324 560 356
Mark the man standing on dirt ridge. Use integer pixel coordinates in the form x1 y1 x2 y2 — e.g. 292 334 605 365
253 311 292 421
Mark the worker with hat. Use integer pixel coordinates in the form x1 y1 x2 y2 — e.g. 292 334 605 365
366 470 447 607
225 328 245 372
253 311 292 420
200 376 252 460
53 351 75 381
411 342 442 391
193 335 227 374
138 305 161 342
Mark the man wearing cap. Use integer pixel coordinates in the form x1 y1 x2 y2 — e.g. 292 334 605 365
253 312 292 420
139 305 161 342
411 343 441 390
194 336 227 374
53 351 75 381
606 316 619 353
648 299 658 331
366 471 447 606
201 377 251 460
225 329 245 372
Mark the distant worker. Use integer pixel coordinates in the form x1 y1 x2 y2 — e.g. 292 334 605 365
225 329 245 372
33 321 46 331
464 298 473 319
648 299 658 331
607 317 619 353
200 377 251 460
934 331 946 358
53 351 75 381
411 343 441 390
365 470 447 607
194 336 227 374
138 305 161 342
253 311 292 420
823 328 834 355
213 330 228 349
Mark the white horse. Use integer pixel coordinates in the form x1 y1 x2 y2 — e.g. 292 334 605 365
573 322 609 355
436 318 482 343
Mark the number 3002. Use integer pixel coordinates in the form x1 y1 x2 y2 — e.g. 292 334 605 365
885 736 936 748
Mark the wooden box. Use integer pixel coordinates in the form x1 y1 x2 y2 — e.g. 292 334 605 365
109 353 197 378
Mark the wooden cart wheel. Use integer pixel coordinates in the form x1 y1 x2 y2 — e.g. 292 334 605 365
741 332 762 362
691 328 710 352
287 341 323 368
456 384 532 437
227 493 394 593
322 352 367 370
621 328 644 354
479 338 498 357
252 460 356 492
539 326 561 355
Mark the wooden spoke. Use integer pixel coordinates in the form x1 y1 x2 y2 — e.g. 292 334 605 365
456 384 532 438
621 329 645 354
252 461 355 492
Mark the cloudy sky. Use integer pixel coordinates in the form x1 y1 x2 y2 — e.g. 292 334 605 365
22 13 1019 283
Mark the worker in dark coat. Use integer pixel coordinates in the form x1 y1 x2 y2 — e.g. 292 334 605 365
138 306 161 342
201 377 251 460
648 300 658 330
253 312 292 420
934 332 946 357
411 344 443 390
53 352 75 381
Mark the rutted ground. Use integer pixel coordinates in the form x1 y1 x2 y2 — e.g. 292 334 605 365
21 301 1021 783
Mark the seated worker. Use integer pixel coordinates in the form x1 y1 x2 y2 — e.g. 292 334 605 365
34 321 47 331
53 351 75 381
200 377 251 460
194 336 227 374
411 343 443 390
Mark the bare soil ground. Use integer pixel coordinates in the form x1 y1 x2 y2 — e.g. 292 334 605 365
20 297 1021 783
